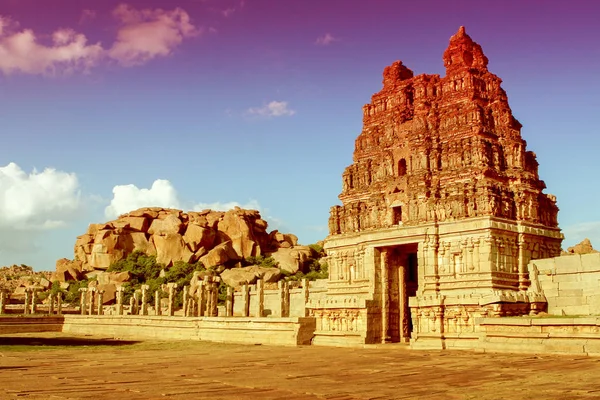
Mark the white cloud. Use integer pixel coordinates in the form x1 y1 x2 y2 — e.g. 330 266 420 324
105 179 181 218
0 4 200 75
0 162 81 230
0 17 103 75
315 33 339 46
247 101 296 118
193 199 261 212
108 4 200 66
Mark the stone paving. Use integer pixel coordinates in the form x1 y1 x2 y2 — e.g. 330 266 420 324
2 333 600 399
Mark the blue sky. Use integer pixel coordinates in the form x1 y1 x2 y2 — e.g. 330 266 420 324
0 0 599 270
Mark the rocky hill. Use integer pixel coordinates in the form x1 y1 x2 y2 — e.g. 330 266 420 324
53 207 324 302
0 265 53 300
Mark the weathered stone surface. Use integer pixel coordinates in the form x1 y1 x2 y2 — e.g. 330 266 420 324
54 259 84 282
220 266 281 288
269 247 312 274
566 238 597 255
328 26 559 235
117 216 150 232
217 208 265 258
148 215 183 236
183 224 216 252
56 207 305 284
199 241 240 269
308 27 564 347
153 233 194 266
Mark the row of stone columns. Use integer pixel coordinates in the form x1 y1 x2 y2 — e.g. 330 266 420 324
78 287 105 315
0 288 63 315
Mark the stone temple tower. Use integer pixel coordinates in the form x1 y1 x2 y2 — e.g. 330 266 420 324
307 27 563 347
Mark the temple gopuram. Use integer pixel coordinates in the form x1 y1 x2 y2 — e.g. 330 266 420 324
307 27 564 347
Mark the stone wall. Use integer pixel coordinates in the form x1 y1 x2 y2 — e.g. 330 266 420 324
61 315 316 346
0 316 64 335
529 253 600 316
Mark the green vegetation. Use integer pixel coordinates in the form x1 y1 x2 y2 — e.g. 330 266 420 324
244 255 279 268
106 251 205 304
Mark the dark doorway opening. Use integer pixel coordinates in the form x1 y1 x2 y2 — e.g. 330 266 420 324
385 244 418 343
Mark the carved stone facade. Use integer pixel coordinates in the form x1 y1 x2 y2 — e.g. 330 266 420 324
308 27 563 347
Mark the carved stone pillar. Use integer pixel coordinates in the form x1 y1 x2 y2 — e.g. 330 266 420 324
48 292 55 315
116 286 124 316
256 279 264 317
23 289 30 315
210 278 220 316
167 283 178 317
133 290 140 315
0 289 7 314
154 290 162 316
140 285 149 315
97 290 105 315
518 233 528 290
226 286 233 317
57 292 63 315
242 283 250 317
380 249 390 343
197 281 206 317
128 297 135 315
78 288 87 315
30 289 38 314
182 286 189 317
398 259 410 342
87 287 96 315
300 278 308 317
205 277 214 317
278 281 286 317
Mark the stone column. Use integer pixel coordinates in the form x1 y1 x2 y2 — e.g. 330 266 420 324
155 290 162 316
48 293 55 315
182 286 189 317
116 286 124 316
133 290 140 315
518 233 528 291
0 289 7 314
205 277 217 317
140 285 149 316
57 292 63 315
256 279 264 317
197 281 206 317
398 257 410 343
300 279 308 317
226 286 233 316
30 289 38 314
78 288 87 315
211 278 220 316
167 283 178 317
242 283 250 317
380 249 390 343
23 289 31 315
128 297 135 315
96 290 105 315
87 287 95 315
278 281 285 317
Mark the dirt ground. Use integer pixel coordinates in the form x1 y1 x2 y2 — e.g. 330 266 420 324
2 333 600 399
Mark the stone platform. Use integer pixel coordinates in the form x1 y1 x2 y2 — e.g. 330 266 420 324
61 315 316 346
411 316 600 356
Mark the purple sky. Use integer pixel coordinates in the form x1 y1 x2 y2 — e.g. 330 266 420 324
0 0 599 270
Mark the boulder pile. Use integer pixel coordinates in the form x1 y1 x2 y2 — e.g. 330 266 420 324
53 207 317 301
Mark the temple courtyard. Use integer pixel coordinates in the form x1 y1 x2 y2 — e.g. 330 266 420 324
1 333 600 399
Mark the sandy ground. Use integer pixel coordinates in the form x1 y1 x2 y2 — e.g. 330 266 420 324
1 333 600 399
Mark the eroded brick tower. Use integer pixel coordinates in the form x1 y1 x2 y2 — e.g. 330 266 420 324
307 27 563 347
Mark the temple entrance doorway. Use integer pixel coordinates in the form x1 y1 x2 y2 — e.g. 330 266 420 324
383 244 419 343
